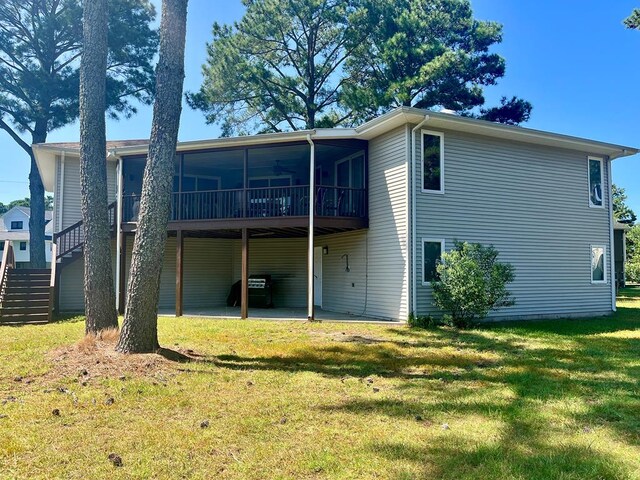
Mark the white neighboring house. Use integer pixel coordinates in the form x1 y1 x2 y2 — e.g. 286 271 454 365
0 206 53 268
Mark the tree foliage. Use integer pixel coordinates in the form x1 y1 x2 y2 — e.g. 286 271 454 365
190 0 532 135
625 225 640 283
188 0 367 135
0 0 157 266
624 9 640 29
613 184 636 225
344 0 531 124
0 196 53 215
431 241 515 327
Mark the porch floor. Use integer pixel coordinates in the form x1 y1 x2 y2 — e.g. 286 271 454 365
158 307 399 323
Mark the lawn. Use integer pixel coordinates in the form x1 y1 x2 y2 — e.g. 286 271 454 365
1 291 639 479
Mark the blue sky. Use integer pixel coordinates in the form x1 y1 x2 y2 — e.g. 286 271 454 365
1 0 639 213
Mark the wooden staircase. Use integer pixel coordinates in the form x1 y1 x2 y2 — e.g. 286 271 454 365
0 241 55 325
0 202 117 324
0 268 52 324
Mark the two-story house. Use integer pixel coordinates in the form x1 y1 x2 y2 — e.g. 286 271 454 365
23 107 638 322
0 206 53 268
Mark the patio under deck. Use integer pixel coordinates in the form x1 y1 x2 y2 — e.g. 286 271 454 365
158 307 398 323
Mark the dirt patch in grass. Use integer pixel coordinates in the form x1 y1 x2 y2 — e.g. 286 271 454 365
44 329 201 383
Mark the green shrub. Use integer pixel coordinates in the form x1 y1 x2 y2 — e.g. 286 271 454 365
407 312 440 329
431 241 515 328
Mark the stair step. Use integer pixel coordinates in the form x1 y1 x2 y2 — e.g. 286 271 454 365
8 269 51 276
3 292 50 301
3 287 50 294
0 314 49 325
2 298 49 307
1 306 49 315
6 279 50 286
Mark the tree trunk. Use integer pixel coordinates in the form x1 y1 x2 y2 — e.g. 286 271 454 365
79 0 118 334
116 0 188 353
28 132 46 269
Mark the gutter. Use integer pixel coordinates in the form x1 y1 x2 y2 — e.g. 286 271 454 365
410 115 430 316
608 158 616 312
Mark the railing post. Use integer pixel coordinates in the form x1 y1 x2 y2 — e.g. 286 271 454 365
48 243 57 322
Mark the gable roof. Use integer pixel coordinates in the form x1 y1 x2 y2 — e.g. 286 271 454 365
32 107 638 191
0 207 54 233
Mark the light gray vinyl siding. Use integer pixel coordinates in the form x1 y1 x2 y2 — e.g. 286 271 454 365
183 238 233 308
59 156 117 229
58 256 85 311
319 231 367 315
231 237 308 308
365 125 409 320
413 128 613 320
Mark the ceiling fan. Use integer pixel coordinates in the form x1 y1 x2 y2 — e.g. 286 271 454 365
272 160 297 176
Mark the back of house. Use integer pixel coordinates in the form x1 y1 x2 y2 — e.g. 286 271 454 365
32 107 637 321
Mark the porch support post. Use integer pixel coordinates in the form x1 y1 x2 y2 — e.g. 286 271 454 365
306 134 316 321
241 227 249 319
176 229 184 317
118 233 126 314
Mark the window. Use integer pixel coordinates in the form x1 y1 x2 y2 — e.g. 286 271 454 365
422 131 444 193
591 245 606 283
10 221 23 230
423 239 444 284
0 242 4 251
588 157 604 208
19 242 27 251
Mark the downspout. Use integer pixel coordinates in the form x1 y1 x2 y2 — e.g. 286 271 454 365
113 153 124 312
58 152 65 232
306 134 316 321
410 115 430 316
607 156 616 312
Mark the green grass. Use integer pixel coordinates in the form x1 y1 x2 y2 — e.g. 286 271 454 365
1 290 640 479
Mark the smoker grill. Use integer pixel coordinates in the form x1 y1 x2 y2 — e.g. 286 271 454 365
248 274 274 308
226 275 274 308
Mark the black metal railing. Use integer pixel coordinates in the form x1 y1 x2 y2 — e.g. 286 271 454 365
122 185 367 223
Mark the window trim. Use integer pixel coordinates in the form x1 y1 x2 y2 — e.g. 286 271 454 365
421 130 445 194
10 220 24 230
587 156 604 209
19 241 27 251
422 238 445 286
590 244 607 284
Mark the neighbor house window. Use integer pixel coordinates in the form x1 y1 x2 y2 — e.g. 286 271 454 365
10 221 23 230
588 157 604 208
19 242 26 251
591 245 606 283
423 239 444 284
0 242 4 251
422 131 444 193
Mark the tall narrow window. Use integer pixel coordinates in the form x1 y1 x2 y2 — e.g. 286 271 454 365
422 132 444 192
423 239 444 284
588 157 603 208
591 245 606 283
19 242 26 251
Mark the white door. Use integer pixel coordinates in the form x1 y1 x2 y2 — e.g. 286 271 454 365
314 246 323 307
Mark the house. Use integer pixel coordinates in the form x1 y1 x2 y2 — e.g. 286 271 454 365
25 107 638 322
0 206 53 268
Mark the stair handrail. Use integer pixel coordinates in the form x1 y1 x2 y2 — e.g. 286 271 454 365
0 240 15 309
48 242 57 322
53 201 118 260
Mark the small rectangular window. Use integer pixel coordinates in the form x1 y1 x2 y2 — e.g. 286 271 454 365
0 242 4 251
19 242 27 251
591 245 606 283
10 221 23 230
423 239 444 284
422 131 444 193
588 157 604 208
